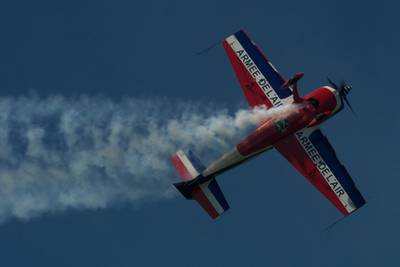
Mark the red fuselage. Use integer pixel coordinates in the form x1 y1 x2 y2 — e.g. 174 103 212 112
237 86 342 157
201 86 342 177
237 104 314 156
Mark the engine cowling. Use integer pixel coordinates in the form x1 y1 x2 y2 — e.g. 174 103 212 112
303 86 342 126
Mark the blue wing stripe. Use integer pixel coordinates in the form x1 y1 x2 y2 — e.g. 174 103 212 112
309 130 366 209
233 30 291 99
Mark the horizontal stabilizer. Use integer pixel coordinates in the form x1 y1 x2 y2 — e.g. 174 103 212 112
192 179 230 219
171 150 230 219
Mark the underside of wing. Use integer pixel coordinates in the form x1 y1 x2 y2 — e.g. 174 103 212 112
222 30 292 108
274 127 366 215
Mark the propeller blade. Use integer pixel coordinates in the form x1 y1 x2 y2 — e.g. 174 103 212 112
328 78 356 116
327 77 338 89
342 95 357 116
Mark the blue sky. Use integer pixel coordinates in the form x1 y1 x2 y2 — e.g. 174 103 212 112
0 1 397 266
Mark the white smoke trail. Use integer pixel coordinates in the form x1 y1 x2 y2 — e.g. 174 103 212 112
0 95 301 222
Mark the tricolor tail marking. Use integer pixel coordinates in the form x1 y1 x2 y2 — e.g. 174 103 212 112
171 150 200 181
171 150 230 219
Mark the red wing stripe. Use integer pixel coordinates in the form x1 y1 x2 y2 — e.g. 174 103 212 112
223 40 269 108
222 30 293 108
275 134 348 214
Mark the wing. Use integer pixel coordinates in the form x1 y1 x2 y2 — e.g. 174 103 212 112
223 30 293 108
274 127 366 215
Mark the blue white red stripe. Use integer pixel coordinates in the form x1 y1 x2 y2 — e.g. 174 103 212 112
234 30 290 97
171 150 230 218
193 179 230 218
308 129 365 209
170 150 199 181
293 127 365 213
230 30 292 100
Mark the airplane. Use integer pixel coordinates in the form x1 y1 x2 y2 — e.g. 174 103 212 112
170 29 366 219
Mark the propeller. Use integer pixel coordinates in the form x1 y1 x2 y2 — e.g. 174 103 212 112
327 78 356 115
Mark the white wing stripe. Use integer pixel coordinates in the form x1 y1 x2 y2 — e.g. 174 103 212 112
295 128 356 213
225 35 292 107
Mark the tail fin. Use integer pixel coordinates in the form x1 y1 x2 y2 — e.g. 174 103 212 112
170 150 230 219
170 150 205 181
